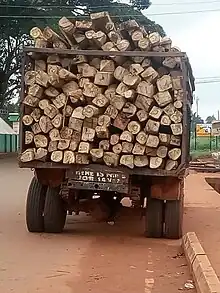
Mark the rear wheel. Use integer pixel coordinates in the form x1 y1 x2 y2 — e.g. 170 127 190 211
145 198 164 238
26 176 47 232
44 186 66 233
164 199 183 239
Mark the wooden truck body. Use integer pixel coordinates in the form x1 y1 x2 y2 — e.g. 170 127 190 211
19 46 194 239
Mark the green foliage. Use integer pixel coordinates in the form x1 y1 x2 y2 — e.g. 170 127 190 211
206 115 216 124
191 112 204 132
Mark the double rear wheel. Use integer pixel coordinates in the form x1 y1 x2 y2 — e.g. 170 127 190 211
26 176 66 233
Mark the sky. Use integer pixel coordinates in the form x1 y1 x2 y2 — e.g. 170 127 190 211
143 0 220 120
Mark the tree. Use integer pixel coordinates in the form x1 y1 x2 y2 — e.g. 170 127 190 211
206 115 216 124
0 0 165 110
191 112 204 132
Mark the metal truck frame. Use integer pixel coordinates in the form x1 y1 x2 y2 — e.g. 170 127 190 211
19 47 194 239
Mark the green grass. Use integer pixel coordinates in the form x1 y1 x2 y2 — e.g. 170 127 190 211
190 136 220 159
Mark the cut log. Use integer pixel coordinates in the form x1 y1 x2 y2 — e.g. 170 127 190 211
170 135 181 147
30 27 43 39
132 143 145 155
161 115 171 126
69 89 84 103
47 55 61 64
77 63 97 77
99 140 110 151
83 117 98 129
72 107 85 119
119 19 139 31
63 105 73 117
154 91 172 107
163 57 177 69
28 84 43 98
138 37 150 51
95 126 109 139
52 113 63 129
122 102 137 118
134 156 148 167
93 31 107 47
174 100 183 109
149 32 161 46
31 123 41 135
58 17 75 47
131 30 144 45
168 148 181 160
131 49 145 64
69 131 81 151
110 95 126 111
90 148 104 162
48 64 61 75
146 134 159 148
90 57 101 70
127 121 141 135
59 68 77 81
120 131 134 142
22 115 33 126
23 95 39 107
83 82 102 98
145 147 157 156
92 94 109 108
141 67 158 83
35 38 48 48
49 128 61 141
35 60 46 72
60 126 73 140
34 134 48 148
43 26 68 49
73 33 87 48
112 143 122 155
116 39 131 51
101 41 115 51
129 64 144 75
104 105 118 119
35 71 49 87
94 72 114 86
112 112 130 130
135 95 154 112
82 127 95 142
149 106 163 120
62 81 79 96
159 133 171 145
165 160 178 171
105 85 117 99
90 11 115 33
35 148 48 161
114 66 128 81
83 105 99 118
44 104 59 119
68 117 83 132
172 76 183 90
75 153 89 164
78 142 91 154
100 60 115 72
110 134 120 146
20 149 35 162
137 109 148 122
149 157 163 169
108 31 122 44
170 123 183 135
122 142 133 154
30 109 41 123
123 73 141 87
164 103 176 116
142 58 151 68
79 77 90 88
39 115 53 133
48 141 58 153
157 146 168 159
170 110 183 124
156 75 172 92
63 150 75 164
137 81 154 98
136 131 148 145
58 139 70 150
120 155 134 169
49 73 64 88
116 82 129 96
25 71 36 85
103 152 119 167
98 115 111 127
124 89 136 100
45 87 60 98
51 150 63 163
53 93 67 109
25 131 34 145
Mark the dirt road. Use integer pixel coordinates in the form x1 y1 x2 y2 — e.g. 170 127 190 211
0 157 195 293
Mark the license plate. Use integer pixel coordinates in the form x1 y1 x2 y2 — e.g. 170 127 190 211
73 170 128 184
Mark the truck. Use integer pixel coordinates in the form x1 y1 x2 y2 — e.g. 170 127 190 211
19 14 195 239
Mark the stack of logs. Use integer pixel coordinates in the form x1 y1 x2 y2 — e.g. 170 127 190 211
20 11 185 170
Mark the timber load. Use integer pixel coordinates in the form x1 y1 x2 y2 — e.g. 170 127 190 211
20 11 190 170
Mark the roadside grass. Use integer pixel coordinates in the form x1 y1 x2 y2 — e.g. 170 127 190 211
190 136 220 159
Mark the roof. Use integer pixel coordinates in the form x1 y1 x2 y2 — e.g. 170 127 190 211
0 117 17 135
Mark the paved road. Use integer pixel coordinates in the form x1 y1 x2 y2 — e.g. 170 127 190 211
0 157 195 293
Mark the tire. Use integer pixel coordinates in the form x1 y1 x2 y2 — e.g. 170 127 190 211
164 199 183 239
26 176 47 233
145 198 164 238
44 186 66 233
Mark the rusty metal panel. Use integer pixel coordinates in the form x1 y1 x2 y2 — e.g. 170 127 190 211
151 177 183 200
67 168 129 193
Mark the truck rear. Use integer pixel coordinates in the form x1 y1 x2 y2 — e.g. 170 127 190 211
19 13 194 239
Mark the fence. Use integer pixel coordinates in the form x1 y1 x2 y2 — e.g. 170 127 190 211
190 133 220 157
0 134 19 153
